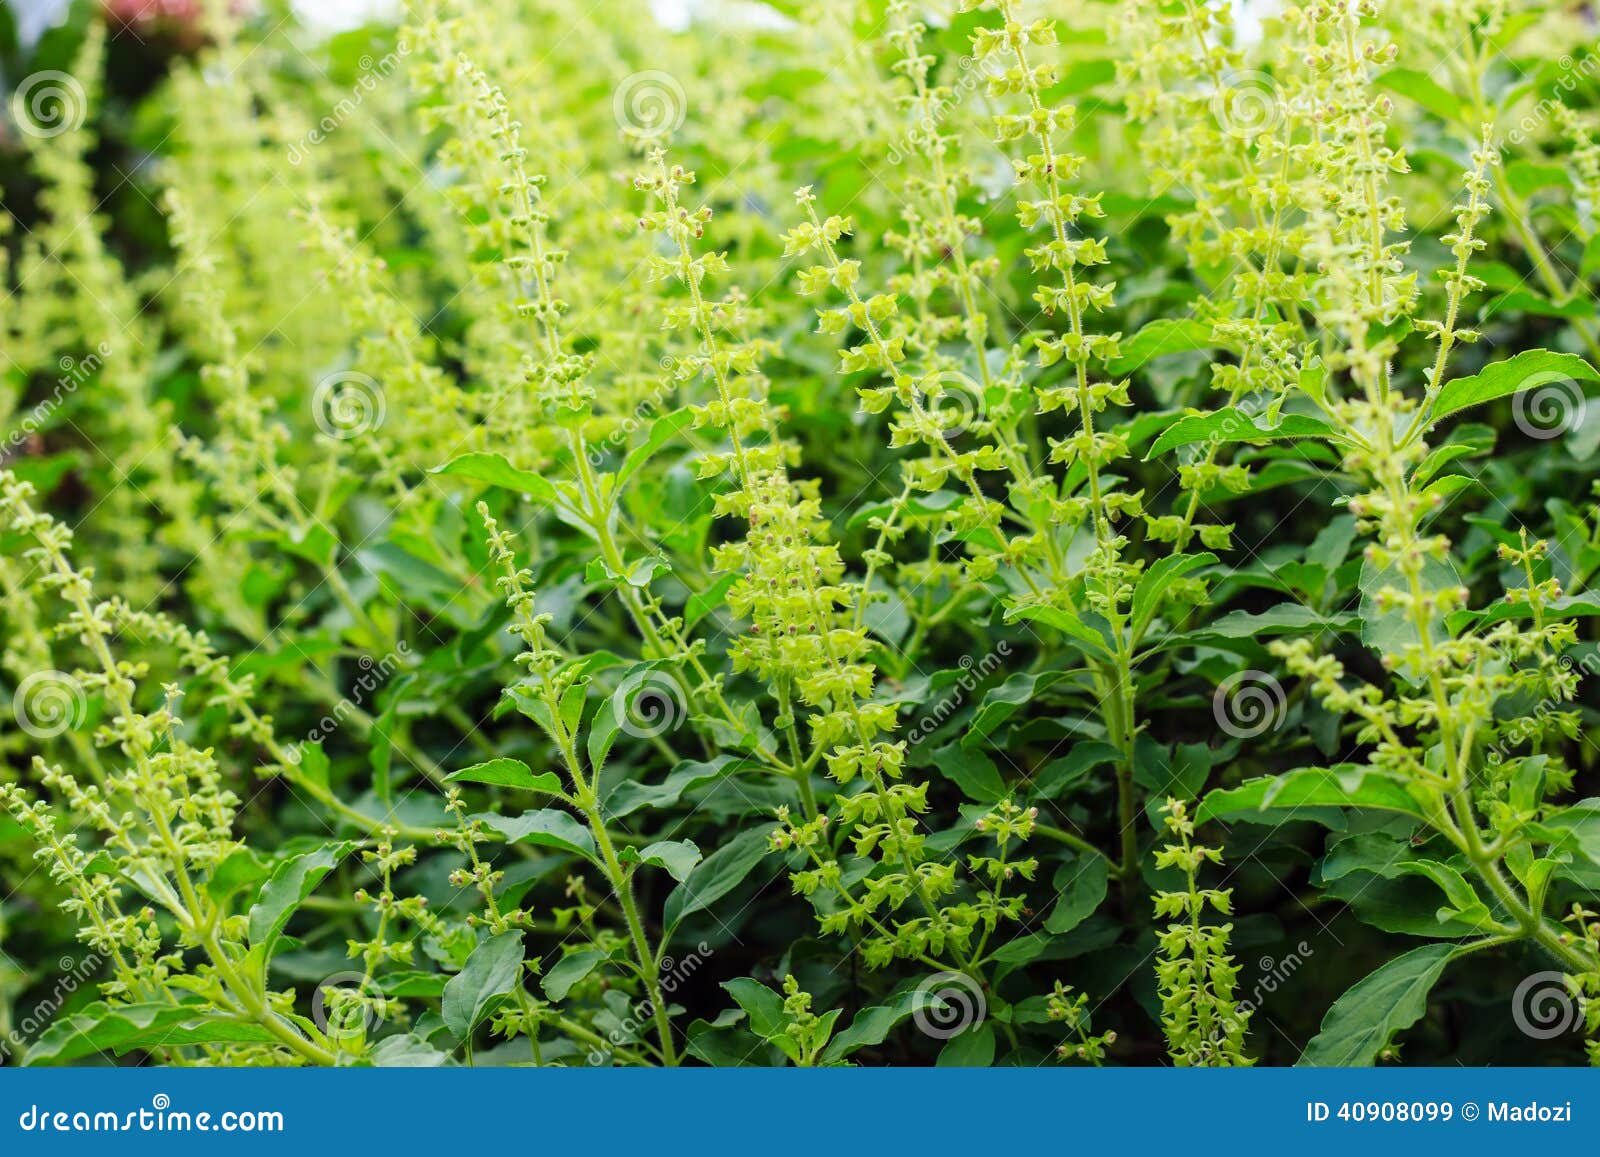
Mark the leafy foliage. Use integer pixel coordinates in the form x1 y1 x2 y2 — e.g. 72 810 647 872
4 0 1600 1068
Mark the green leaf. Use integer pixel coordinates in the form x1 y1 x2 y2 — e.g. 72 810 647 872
1198 767 1431 826
1184 604 1355 641
1146 408 1337 459
615 408 695 491
471 809 597 861
605 755 758 819
1105 318 1217 375
1583 235 1600 279
1044 855 1109 934
1299 944 1460 1066
820 988 923 1063
248 845 347 960
442 932 526 1039
722 978 786 1039
587 693 624 779
684 573 737 631
934 742 1006 803
445 758 565 795
295 742 330 791
507 676 590 750
665 824 777 931
1133 739 1212 804
1482 290 1596 321
1430 350 1600 425
432 452 561 505
1359 555 1461 673
1130 551 1215 640
1504 160 1569 199
26 1002 280 1064
1375 68 1467 124
936 1023 996 1066
1031 741 1121 797
962 670 1070 748
637 838 703 882
1004 603 1115 662
1529 799 1600 868
1389 860 1492 926
540 949 608 1001
368 1034 451 1066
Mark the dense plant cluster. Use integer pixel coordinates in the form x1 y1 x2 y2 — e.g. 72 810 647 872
5 0 1600 1067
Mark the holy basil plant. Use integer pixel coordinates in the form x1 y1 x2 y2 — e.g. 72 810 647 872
3 0 1600 1068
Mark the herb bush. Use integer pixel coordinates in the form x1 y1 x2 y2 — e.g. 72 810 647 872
4 0 1600 1067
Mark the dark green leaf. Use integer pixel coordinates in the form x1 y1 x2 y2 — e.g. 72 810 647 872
442 932 526 1039
1430 350 1600 424
446 758 565 794
1299 944 1460 1066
